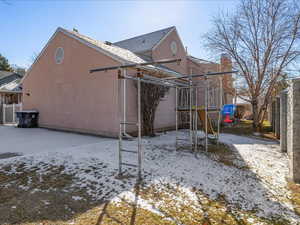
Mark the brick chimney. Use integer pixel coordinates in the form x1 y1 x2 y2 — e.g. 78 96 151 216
220 54 234 104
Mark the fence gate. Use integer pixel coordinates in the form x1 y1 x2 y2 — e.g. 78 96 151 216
3 103 22 124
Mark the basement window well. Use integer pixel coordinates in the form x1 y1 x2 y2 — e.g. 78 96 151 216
55 47 64 64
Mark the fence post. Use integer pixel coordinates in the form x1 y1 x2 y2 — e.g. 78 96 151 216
12 103 15 123
280 90 288 152
3 104 5 124
271 100 276 132
275 96 280 139
287 78 300 183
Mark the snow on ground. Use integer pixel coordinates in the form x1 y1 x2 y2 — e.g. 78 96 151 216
0 126 299 223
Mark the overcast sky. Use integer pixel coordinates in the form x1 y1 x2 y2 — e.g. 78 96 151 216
0 0 238 68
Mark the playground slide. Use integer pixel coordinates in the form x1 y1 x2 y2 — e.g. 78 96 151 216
197 110 216 135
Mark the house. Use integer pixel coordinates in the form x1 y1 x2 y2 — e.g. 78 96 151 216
0 71 23 124
22 26 233 137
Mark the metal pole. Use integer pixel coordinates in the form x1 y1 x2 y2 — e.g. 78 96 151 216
217 76 223 142
175 87 178 150
137 76 142 179
205 77 208 152
118 74 122 176
195 87 198 152
118 123 122 175
121 74 183 88
163 70 238 80
189 81 193 149
123 69 127 134
90 58 182 73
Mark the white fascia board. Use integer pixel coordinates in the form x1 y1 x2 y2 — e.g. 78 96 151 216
152 27 176 51
0 90 22 94
172 28 186 55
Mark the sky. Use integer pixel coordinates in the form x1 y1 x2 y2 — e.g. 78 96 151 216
0 0 238 68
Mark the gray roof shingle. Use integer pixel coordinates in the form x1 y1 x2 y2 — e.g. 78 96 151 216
0 71 22 92
61 28 145 64
0 78 22 92
0 71 22 86
113 26 175 53
0 71 15 80
59 28 182 77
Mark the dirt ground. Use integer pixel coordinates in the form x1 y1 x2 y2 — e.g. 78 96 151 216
0 146 297 225
0 167 292 225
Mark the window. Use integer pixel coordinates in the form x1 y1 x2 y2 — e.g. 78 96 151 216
170 41 178 55
55 47 64 64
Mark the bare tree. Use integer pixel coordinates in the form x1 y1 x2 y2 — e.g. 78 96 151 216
204 0 300 130
140 83 169 136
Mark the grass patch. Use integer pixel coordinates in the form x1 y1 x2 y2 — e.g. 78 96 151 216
204 143 249 169
288 181 300 216
221 120 255 136
0 162 294 225
176 139 248 169
106 182 290 225
23 182 290 225
221 120 275 139
0 157 295 225
138 183 291 225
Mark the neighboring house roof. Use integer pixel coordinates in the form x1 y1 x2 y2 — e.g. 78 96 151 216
187 55 217 65
0 71 22 81
0 71 23 92
0 71 13 80
236 96 250 104
0 78 22 92
113 26 175 53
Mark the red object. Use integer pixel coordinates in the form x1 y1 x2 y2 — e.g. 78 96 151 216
224 114 233 123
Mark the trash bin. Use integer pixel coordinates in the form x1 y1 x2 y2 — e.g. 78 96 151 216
16 110 39 128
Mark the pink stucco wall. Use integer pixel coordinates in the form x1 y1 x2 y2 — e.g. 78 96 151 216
23 28 233 137
23 31 121 137
187 58 221 106
152 29 187 74
152 29 188 130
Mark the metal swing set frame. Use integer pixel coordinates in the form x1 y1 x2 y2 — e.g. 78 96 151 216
90 58 237 179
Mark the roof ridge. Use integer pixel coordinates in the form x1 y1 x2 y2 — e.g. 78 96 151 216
59 27 105 45
114 26 175 45
58 27 141 63
60 27 143 55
